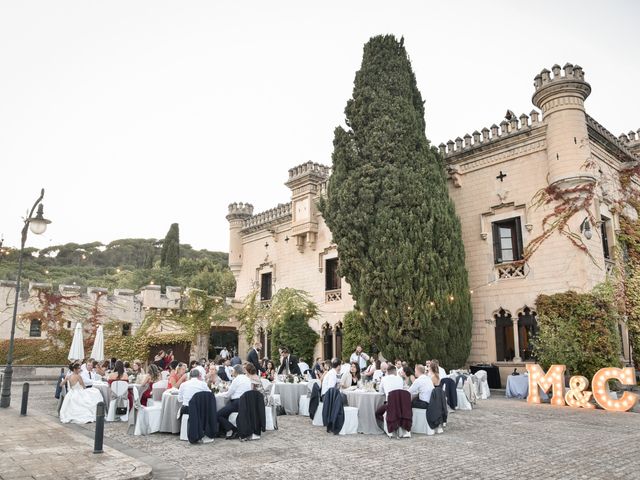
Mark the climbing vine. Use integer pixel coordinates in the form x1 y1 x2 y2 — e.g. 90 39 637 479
237 288 319 343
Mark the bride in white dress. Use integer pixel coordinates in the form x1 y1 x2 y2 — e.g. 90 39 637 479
59 363 103 424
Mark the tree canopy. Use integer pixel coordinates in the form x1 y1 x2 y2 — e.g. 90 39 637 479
320 35 472 368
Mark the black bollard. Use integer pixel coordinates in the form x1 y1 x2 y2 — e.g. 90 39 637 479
93 402 105 454
20 383 29 416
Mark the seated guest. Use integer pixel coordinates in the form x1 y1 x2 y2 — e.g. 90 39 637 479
298 357 310 376
164 350 174 370
217 359 230 382
427 359 447 379
80 358 95 387
123 361 131 375
59 362 103 424
339 359 350 376
375 365 404 423
277 348 301 375
373 361 386 382
129 360 146 384
169 362 187 389
107 360 132 410
230 351 242 366
262 360 276 382
206 364 221 387
401 366 414 386
408 364 434 409
95 360 109 378
363 357 377 380
340 362 361 389
429 362 441 387
190 360 206 379
178 369 210 416
140 364 162 406
244 362 267 399
217 364 252 440
321 358 341 398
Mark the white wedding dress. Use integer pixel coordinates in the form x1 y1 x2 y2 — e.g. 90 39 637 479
59 381 103 424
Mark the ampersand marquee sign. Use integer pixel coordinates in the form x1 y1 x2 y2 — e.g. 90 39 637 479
525 364 638 412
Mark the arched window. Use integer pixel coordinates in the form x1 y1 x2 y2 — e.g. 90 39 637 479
335 322 343 361
322 323 333 360
29 319 42 337
518 307 537 361
494 309 514 362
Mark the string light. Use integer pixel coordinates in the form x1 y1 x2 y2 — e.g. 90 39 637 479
429 301 435 307
449 295 454 301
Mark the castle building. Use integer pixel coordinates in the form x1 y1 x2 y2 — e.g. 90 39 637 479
227 63 639 379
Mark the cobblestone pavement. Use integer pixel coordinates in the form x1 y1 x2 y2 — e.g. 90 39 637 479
10 384 640 480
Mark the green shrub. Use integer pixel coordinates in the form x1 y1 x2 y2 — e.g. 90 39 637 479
269 311 319 363
534 284 622 380
342 310 372 357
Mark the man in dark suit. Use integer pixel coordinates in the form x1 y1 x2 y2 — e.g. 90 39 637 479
278 347 301 375
247 341 263 373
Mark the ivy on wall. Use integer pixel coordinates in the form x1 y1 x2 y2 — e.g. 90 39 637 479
0 339 69 365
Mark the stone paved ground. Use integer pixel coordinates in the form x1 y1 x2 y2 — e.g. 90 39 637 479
0 400 151 480
9 384 640 479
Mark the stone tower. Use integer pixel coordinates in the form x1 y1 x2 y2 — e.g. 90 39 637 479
226 202 253 281
532 63 594 188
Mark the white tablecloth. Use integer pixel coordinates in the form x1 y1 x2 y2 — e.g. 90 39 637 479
505 375 549 400
273 382 308 415
157 391 229 434
92 382 145 412
344 389 385 434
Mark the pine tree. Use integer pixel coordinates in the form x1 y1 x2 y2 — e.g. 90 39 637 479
320 35 472 368
160 223 180 273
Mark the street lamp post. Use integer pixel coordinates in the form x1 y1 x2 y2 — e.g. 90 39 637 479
0 189 51 408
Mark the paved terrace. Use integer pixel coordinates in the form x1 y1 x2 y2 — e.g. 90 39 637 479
2 384 639 480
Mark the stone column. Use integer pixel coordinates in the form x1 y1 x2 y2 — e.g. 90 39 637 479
512 319 522 362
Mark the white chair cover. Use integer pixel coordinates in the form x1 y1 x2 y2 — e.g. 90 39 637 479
299 395 310 416
152 380 168 389
161 371 170 381
312 402 324 426
474 370 491 399
265 405 277 431
410 408 435 435
456 388 473 410
107 380 129 422
339 406 359 435
132 385 162 436
180 414 189 441
383 411 411 438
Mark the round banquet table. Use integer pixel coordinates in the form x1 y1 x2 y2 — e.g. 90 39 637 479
273 382 308 415
344 389 385 434
158 390 229 434
92 382 145 412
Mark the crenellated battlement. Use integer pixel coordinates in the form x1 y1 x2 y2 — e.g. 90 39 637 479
532 62 591 112
618 129 640 145
287 161 331 181
226 202 254 220
241 202 292 233
533 63 586 90
439 110 542 157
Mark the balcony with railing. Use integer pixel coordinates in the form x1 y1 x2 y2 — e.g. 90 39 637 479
325 289 342 303
495 262 526 279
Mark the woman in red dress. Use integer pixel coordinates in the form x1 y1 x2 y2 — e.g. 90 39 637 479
140 364 162 406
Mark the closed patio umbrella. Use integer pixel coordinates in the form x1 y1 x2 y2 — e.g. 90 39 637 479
90 325 104 362
68 322 84 361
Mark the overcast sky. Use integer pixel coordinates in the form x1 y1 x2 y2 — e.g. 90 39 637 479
1 1 638 253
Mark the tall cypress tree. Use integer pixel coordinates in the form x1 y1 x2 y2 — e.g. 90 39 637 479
320 35 472 368
160 223 180 273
